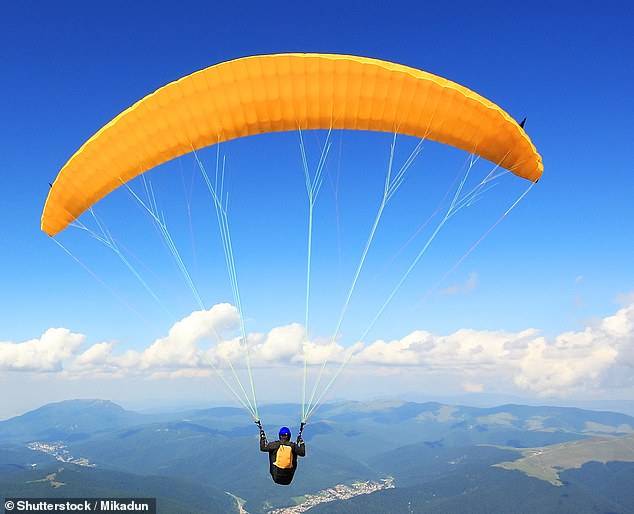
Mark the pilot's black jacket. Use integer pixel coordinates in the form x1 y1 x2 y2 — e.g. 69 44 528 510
260 433 306 485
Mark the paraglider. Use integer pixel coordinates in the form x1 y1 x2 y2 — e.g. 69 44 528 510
42 54 543 482
257 421 306 485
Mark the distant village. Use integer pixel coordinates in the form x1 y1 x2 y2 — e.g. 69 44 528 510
28 441 95 467
269 477 394 513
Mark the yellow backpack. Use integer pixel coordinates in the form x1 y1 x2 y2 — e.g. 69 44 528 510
274 444 293 469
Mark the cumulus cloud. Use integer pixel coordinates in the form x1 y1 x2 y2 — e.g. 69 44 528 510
513 302 633 396
350 308 632 397
0 328 84 371
353 328 537 370
253 323 305 363
513 334 618 396
353 330 434 365
4 297 634 399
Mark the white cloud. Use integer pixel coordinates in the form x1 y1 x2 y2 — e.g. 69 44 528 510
353 328 538 370
353 330 434 365
513 334 618 396
3 297 634 401
513 303 633 396
254 323 305 363
74 341 114 367
141 303 239 369
350 317 629 398
0 328 84 371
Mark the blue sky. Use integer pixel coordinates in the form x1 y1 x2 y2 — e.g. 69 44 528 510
1 1 633 419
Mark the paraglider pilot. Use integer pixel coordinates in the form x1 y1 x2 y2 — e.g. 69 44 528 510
257 421 305 485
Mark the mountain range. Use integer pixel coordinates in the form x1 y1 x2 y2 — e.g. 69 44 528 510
1 399 633 512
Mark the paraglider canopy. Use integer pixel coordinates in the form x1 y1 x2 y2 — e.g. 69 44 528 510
42 53 543 237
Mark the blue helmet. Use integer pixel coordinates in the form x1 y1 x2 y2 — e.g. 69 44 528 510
279 426 291 438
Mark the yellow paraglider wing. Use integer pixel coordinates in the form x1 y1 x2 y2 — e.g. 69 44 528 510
42 53 543 236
